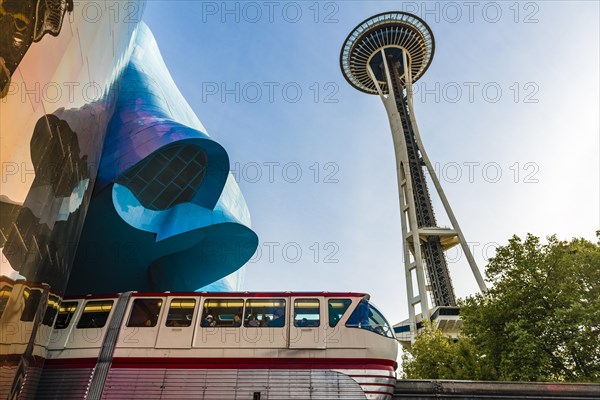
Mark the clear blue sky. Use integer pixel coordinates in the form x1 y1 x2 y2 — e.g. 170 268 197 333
143 1 599 325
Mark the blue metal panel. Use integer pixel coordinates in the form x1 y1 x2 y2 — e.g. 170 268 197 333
66 23 257 294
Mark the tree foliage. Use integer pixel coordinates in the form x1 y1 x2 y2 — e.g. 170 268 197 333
402 233 600 382
401 322 496 380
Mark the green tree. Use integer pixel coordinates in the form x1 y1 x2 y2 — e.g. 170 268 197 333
401 321 496 380
460 233 600 382
401 233 600 382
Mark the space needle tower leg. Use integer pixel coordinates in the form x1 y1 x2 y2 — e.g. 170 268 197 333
402 56 487 295
367 49 431 328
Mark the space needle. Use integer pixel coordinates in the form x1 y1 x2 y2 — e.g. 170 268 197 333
340 12 487 342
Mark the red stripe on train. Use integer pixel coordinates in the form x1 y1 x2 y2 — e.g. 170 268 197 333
359 382 397 388
364 390 395 396
64 292 368 300
44 357 396 371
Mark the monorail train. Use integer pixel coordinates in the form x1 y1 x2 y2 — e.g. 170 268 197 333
0 277 398 399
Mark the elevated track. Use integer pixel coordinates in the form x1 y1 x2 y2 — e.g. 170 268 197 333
394 380 600 399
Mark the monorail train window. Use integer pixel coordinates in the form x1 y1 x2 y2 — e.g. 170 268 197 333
76 300 114 329
346 299 394 338
294 299 320 327
54 302 78 329
21 288 42 322
42 296 60 326
127 298 162 327
328 299 352 327
244 299 286 328
165 298 195 327
0 285 12 318
201 299 244 327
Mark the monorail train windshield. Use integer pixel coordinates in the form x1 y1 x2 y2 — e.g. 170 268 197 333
346 298 395 338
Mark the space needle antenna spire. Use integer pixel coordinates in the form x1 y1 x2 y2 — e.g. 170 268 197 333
340 12 487 340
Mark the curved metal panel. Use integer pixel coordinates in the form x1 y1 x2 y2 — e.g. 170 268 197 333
67 23 257 295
